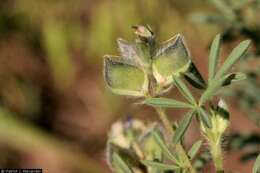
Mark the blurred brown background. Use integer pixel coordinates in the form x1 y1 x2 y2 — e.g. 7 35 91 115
0 0 259 173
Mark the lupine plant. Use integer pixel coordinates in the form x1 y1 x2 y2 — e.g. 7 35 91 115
191 0 260 163
103 25 260 173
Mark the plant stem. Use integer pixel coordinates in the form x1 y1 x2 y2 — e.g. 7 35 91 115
155 107 197 173
155 108 173 134
210 141 224 173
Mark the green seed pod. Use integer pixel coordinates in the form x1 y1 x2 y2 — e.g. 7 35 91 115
117 38 143 67
152 34 191 87
132 25 155 71
104 56 149 97
135 41 153 70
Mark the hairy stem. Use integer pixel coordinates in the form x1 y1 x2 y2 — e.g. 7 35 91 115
155 108 173 134
155 107 197 173
210 141 224 173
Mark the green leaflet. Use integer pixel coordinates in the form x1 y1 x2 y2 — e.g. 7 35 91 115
143 97 193 109
141 160 179 171
199 72 246 105
152 34 191 86
172 111 194 145
173 77 196 105
188 140 203 160
209 0 236 21
208 34 221 82
222 72 247 86
112 153 133 173
184 63 207 89
198 107 212 129
152 131 179 163
215 40 251 79
253 154 260 173
104 56 148 97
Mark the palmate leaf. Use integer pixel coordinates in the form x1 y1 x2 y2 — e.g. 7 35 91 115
253 154 260 173
215 40 251 79
104 56 148 97
141 160 179 171
188 140 203 160
152 34 191 86
143 97 193 109
208 34 221 82
172 111 195 145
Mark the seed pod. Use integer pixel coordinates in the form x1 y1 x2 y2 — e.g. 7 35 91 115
104 56 148 97
152 34 191 86
117 38 143 67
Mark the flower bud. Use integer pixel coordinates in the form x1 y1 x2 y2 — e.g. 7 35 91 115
200 99 229 143
132 25 154 39
106 119 162 173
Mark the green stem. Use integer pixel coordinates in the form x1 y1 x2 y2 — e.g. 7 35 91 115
211 142 224 173
155 107 197 173
155 108 173 134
